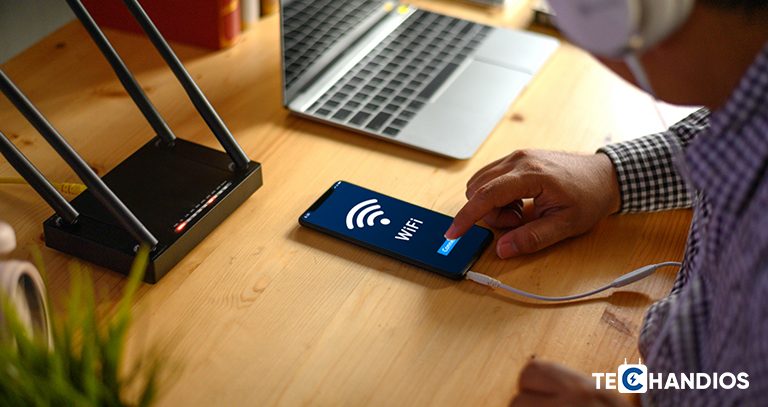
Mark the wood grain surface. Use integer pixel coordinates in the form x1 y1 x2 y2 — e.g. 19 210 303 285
0 1 693 405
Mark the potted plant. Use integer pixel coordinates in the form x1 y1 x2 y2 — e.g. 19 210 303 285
0 220 165 406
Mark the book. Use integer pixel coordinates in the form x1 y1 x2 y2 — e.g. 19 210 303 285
241 0 260 30
82 0 241 50
532 0 558 31
260 0 278 16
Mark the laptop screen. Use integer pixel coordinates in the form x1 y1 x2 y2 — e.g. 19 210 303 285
280 0 388 103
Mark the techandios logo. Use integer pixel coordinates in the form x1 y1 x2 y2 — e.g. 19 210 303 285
593 359 749 393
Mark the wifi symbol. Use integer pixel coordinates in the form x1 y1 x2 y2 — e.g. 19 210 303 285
346 199 391 230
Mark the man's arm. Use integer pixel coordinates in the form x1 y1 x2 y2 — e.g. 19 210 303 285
445 108 710 257
598 108 710 213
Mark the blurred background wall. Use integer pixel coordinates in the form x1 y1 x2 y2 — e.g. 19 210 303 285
0 0 74 63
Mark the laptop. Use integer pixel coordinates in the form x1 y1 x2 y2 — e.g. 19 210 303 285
466 0 507 6
279 0 559 159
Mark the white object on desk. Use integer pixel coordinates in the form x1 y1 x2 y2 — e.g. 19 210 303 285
0 221 51 346
241 0 260 29
0 221 15 255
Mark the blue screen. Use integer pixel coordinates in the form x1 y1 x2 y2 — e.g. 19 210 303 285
300 181 492 278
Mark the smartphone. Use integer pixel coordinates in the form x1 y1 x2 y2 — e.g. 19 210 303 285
299 181 493 280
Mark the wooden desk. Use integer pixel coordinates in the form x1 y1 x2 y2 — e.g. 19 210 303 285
0 2 693 405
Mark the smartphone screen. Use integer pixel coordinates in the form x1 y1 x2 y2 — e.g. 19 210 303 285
299 181 493 279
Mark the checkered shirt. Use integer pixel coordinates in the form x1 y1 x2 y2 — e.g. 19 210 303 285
598 43 768 406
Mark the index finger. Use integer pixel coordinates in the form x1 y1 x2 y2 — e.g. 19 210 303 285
445 174 539 239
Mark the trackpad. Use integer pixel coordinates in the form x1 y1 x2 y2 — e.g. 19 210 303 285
400 61 532 158
432 59 531 113
474 29 560 74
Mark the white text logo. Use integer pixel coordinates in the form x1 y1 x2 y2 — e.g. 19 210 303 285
593 359 749 393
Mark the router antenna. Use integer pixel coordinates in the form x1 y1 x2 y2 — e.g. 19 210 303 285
0 130 79 225
65 0 176 145
0 69 158 247
120 0 251 171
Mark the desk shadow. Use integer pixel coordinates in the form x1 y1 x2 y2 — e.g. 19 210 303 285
288 225 454 289
289 223 655 310
288 223 662 344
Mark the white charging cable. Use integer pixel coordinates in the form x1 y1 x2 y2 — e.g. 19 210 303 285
465 262 681 302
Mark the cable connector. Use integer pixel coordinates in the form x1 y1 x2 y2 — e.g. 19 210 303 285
0 177 86 195
54 182 87 195
466 271 503 289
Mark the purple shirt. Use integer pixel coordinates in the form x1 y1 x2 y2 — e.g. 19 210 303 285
600 43 768 406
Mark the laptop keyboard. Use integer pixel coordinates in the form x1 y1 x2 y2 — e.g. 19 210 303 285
282 0 383 90
306 10 492 137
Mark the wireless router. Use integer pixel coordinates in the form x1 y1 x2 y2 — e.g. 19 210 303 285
0 0 262 283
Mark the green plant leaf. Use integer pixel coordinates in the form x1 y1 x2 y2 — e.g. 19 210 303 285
0 245 165 406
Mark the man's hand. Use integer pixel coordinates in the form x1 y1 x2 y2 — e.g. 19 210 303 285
510 360 634 407
445 150 621 258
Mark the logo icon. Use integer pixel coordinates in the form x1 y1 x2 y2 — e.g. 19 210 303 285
618 359 648 393
346 199 391 230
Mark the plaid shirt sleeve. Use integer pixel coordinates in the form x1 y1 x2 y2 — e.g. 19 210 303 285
598 108 711 213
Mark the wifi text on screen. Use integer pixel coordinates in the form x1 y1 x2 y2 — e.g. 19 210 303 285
395 218 423 241
300 181 492 279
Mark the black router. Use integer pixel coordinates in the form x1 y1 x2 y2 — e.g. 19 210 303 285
0 0 262 283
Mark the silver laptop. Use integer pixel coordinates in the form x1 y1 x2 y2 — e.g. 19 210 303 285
279 0 559 159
